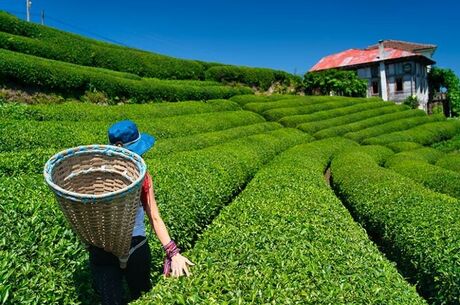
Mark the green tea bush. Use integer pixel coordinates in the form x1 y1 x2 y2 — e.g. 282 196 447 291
432 134 460 153
354 145 394 165
384 147 445 166
229 94 292 105
436 153 460 173
0 123 281 176
0 111 264 151
297 104 402 135
363 119 460 146
245 96 371 116
386 141 423 152
0 12 297 89
273 98 380 125
0 119 105 152
331 149 460 304
204 65 295 90
0 99 240 121
0 129 310 304
264 99 383 122
384 148 459 200
0 123 284 176
143 128 311 278
242 96 329 113
0 175 99 304
154 79 221 87
0 49 251 102
300 107 415 138
0 12 206 80
145 122 282 157
346 115 445 143
386 159 460 199
0 148 58 177
134 138 425 305
313 110 425 139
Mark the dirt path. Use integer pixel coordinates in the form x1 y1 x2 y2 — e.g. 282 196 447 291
324 167 331 186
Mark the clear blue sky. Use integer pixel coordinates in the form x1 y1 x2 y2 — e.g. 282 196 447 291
1 0 459 76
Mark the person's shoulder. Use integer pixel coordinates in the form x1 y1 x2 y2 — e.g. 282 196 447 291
143 171 152 187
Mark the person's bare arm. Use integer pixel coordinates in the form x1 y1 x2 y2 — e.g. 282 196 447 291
142 174 171 246
143 174 194 277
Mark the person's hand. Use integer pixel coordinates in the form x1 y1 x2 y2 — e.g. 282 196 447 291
170 253 194 277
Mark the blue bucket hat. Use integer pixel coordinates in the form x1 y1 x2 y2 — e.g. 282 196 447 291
108 120 155 156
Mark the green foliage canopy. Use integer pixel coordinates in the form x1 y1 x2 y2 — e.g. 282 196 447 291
429 67 460 115
303 69 367 97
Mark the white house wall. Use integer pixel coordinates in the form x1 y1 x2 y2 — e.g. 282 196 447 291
354 60 429 109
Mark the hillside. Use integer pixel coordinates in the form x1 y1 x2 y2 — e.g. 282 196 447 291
0 11 298 91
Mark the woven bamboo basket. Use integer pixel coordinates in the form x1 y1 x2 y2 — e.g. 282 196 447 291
43 145 146 261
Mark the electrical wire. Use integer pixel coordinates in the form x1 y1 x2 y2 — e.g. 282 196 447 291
2 10 130 47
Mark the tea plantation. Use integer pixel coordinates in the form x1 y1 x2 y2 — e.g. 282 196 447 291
1 10 460 305
1 93 460 305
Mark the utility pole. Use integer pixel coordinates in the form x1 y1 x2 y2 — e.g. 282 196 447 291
41 10 45 25
26 0 32 22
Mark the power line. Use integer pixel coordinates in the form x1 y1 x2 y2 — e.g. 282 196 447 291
44 16 130 47
3 10 130 47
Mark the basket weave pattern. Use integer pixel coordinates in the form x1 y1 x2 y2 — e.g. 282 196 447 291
44 145 146 259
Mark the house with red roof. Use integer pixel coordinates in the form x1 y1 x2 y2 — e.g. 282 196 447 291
310 40 436 110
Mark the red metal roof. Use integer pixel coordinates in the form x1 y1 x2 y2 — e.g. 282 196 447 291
310 47 422 72
366 40 437 53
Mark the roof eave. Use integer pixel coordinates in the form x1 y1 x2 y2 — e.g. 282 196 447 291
309 55 436 73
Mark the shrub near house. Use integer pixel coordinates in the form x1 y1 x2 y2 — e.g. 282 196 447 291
303 69 368 97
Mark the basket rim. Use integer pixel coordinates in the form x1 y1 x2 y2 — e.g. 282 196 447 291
43 144 146 202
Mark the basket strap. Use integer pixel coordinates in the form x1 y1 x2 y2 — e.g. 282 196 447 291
118 238 147 269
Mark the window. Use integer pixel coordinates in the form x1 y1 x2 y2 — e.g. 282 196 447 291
372 81 379 95
371 66 379 78
403 63 412 74
396 77 403 92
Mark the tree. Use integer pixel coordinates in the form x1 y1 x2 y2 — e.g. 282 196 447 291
428 67 460 116
303 69 367 97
